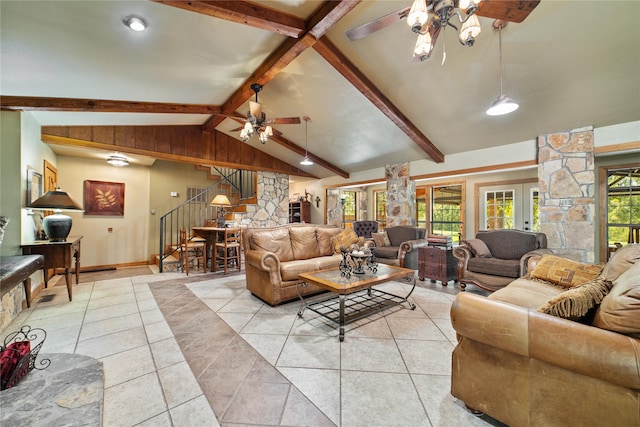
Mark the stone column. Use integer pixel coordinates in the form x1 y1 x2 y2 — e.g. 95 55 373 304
538 127 595 262
385 162 416 227
236 172 289 227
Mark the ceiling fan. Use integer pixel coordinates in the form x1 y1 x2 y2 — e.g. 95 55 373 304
346 0 540 62
229 83 301 144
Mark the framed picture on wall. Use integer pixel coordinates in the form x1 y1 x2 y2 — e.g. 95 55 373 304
27 169 43 206
83 180 125 216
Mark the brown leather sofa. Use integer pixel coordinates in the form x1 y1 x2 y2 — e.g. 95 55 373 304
450 244 640 427
453 229 551 292
372 226 430 269
242 224 345 306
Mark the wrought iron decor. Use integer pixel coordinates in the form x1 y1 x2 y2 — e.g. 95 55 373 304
339 246 378 278
0 325 49 390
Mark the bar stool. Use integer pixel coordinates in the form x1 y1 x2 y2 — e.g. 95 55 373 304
214 227 242 274
179 228 205 275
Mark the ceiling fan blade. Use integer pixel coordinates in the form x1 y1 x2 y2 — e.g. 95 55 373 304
230 126 243 132
265 117 301 125
476 0 541 23
346 6 410 41
249 100 262 117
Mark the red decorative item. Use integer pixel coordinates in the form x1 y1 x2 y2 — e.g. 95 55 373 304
0 341 30 390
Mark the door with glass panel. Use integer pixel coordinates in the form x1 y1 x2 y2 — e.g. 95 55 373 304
479 182 539 231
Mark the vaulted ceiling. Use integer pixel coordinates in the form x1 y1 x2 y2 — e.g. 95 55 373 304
2 1 639 179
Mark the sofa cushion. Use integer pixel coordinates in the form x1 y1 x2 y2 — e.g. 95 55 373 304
477 229 538 260
593 261 640 338
467 257 521 278
251 227 294 262
316 227 341 256
290 226 320 260
375 245 399 259
372 231 390 248
529 255 603 288
385 226 420 247
537 275 612 320
601 243 640 282
330 228 360 254
490 277 564 309
464 239 492 258
280 259 320 281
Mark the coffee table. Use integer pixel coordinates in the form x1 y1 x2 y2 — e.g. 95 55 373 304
297 264 416 341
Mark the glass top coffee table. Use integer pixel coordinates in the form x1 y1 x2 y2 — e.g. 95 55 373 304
297 264 416 341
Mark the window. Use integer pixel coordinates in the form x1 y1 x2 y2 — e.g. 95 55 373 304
374 191 386 228
341 191 356 228
431 185 463 243
530 188 540 232
416 188 427 229
607 167 640 245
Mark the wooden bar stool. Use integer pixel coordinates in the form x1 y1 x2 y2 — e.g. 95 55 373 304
214 227 242 274
179 228 205 275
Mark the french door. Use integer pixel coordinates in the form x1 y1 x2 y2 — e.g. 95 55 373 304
478 182 538 232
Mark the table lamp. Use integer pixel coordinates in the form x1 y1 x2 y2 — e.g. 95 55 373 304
29 189 83 242
210 194 231 228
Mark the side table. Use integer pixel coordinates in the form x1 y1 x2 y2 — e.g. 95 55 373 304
21 235 82 301
418 246 458 285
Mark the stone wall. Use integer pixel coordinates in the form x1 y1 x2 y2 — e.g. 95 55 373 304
385 162 416 227
0 286 24 333
538 127 595 262
235 172 289 228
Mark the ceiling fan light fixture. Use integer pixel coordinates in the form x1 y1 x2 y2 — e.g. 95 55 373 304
123 15 147 32
486 94 519 116
407 0 429 33
414 31 433 58
459 14 481 45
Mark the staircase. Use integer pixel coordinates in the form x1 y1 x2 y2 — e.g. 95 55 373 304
157 167 256 272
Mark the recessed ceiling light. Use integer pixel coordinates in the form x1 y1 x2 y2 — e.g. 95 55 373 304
123 15 147 32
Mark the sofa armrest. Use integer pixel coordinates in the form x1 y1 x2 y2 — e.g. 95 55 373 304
451 292 640 390
244 249 282 285
398 239 430 268
519 248 553 276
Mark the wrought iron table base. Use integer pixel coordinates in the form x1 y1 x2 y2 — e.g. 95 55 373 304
296 277 416 341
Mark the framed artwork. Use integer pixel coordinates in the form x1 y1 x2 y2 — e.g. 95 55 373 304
27 169 43 206
83 180 125 216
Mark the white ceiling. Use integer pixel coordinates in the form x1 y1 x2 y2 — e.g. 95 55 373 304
2 1 639 178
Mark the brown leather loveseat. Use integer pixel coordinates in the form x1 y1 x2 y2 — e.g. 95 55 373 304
243 224 348 306
450 244 640 426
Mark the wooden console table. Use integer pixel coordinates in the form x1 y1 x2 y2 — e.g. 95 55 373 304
418 246 458 285
21 235 82 301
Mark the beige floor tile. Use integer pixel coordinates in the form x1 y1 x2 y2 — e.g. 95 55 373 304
87 292 137 310
140 308 165 326
240 333 287 365
135 411 173 427
101 345 155 388
281 386 337 427
157 361 203 409
221 381 290 425
83 302 139 324
79 312 142 341
341 337 407 373
387 316 448 341
396 339 455 375
150 337 186 369
169 395 220 427
216 311 253 332
144 319 174 343
278 367 341 425
276 335 341 369
136 298 159 313
75 326 148 359
241 312 296 335
103 372 167 426
341 370 431 427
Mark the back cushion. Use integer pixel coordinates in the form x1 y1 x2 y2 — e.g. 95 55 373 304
601 243 640 282
251 228 293 262
385 226 418 247
316 227 341 256
477 230 537 260
290 226 320 260
593 261 640 338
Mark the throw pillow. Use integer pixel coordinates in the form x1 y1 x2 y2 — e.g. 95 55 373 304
592 261 640 338
330 228 360 254
601 243 640 282
538 275 612 319
372 231 391 248
529 254 603 288
463 239 492 258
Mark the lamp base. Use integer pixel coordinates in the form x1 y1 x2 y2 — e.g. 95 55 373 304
42 214 72 242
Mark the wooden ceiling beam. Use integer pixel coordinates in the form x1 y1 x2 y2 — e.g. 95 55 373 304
313 37 445 163
0 96 222 114
153 1 306 38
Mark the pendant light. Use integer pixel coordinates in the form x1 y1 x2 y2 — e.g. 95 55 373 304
300 116 313 166
486 21 519 116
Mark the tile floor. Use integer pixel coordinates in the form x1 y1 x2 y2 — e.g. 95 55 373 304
1 266 504 426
